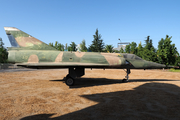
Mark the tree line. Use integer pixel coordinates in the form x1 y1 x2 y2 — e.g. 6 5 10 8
122 35 180 66
0 29 180 66
48 29 113 53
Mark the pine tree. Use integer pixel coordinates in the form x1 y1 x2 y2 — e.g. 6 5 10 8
79 39 87 52
142 36 157 62
89 29 104 52
144 36 153 50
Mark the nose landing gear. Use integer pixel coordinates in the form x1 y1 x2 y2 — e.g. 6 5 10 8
122 69 131 82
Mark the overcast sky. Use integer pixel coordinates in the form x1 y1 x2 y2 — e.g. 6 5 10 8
0 0 179 52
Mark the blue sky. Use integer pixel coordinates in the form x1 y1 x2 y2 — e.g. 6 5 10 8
0 0 180 52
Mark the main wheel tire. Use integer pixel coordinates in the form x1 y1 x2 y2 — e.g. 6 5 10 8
65 76 74 86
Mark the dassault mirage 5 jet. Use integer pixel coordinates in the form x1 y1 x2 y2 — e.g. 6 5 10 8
4 27 168 86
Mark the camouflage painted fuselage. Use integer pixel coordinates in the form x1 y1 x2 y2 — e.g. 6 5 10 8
5 27 166 69
8 49 127 68
7 49 166 69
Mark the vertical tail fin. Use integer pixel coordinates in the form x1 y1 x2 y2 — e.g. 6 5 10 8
4 27 56 50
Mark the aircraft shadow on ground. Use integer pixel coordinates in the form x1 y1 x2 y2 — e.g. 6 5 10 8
20 82 180 120
50 78 179 88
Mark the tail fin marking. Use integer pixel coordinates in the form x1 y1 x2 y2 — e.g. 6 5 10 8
4 27 56 50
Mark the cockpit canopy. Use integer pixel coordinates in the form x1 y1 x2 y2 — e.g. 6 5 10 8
121 53 143 60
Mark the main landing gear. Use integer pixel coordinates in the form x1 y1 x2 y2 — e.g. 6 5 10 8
65 75 74 86
64 68 131 86
122 69 131 83
65 67 85 86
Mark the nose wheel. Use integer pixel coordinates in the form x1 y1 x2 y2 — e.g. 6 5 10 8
122 69 131 83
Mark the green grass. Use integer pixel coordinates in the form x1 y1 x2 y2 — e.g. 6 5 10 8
169 68 180 72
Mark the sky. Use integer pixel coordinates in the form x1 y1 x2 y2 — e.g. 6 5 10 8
0 0 180 52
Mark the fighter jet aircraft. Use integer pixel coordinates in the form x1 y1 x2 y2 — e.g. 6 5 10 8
4 27 168 86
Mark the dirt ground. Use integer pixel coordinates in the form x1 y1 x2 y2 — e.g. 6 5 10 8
0 69 180 120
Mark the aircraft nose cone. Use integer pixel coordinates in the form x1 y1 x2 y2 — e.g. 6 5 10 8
150 62 166 69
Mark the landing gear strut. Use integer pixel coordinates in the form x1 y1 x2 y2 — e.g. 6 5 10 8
122 69 131 82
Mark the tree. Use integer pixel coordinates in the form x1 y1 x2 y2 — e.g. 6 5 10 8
67 46 71 51
140 48 157 62
124 42 137 54
175 56 180 66
56 43 64 51
0 38 8 63
157 35 179 65
105 45 114 53
114 50 119 53
137 42 144 58
130 42 137 54
69 42 77 51
157 38 165 64
54 41 58 49
125 44 130 53
49 41 64 51
89 29 104 52
125 40 157 62
144 36 153 50
79 39 87 52
65 43 68 51
49 42 54 47
139 36 157 62
119 47 124 53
